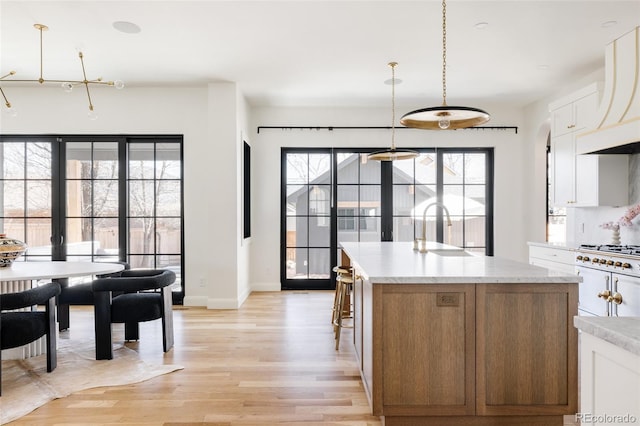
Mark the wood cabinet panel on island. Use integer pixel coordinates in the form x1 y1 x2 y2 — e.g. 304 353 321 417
342 242 580 426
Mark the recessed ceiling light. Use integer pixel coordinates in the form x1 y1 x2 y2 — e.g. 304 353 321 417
601 20 617 28
384 78 402 85
112 21 141 34
474 22 489 30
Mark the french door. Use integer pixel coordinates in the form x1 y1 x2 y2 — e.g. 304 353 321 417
0 135 184 302
281 147 493 290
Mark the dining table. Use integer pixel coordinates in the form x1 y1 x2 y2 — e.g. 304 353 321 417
0 260 125 359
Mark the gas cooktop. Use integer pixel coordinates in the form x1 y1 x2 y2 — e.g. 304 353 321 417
579 244 640 256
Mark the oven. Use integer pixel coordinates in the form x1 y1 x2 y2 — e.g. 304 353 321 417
575 245 640 317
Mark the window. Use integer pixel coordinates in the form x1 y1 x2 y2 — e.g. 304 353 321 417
0 135 185 302
0 141 52 258
281 147 494 290
392 149 493 253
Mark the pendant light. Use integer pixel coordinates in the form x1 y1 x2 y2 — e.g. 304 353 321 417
368 62 418 161
400 0 490 130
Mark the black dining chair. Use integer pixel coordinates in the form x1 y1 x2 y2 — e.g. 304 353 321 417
0 281 61 395
56 261 130 331
92 269 176 360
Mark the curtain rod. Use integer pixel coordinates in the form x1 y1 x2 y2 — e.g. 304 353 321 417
256 125 518 134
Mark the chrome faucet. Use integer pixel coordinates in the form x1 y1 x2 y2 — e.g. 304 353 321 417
414 202 452 253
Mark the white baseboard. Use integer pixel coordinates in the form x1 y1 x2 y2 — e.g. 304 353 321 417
182 295 208 307
182 285 278 309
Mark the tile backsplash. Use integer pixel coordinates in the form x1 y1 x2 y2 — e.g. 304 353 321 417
571 154 640 245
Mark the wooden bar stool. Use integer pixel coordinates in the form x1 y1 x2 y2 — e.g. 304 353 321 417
332 265 353 350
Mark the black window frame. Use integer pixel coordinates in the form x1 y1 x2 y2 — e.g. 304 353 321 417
0 134 186 303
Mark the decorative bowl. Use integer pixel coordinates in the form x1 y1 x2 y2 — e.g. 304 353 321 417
0 234 27 267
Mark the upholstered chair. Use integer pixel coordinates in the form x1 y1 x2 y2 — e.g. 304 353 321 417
92 269 175 360
0 282 61 395
56 262 130 331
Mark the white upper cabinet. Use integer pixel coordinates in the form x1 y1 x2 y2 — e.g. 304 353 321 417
551 85 598 136
549 84 628 207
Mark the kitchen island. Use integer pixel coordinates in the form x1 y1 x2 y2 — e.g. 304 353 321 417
340 242 581 426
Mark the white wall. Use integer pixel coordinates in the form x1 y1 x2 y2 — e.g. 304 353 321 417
0 84 252 308
249 104 528 291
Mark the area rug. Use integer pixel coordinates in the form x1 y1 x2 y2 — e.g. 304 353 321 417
0 339 183 424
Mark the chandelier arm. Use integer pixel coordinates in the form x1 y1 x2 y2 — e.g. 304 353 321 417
78 52 95 111
1 71 16 80
84 83 95 111
0 86 12 108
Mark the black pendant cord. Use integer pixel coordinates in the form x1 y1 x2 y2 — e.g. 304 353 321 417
256 125 517 134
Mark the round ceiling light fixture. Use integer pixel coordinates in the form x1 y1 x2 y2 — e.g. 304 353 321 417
401 0 490 130
368 62 419 161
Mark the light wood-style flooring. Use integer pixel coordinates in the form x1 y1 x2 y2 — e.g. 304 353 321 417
8 291 381 426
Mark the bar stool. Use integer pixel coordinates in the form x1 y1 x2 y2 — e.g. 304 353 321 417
332 265 353 350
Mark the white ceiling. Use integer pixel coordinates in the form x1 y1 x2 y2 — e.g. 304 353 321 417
1 0 640 109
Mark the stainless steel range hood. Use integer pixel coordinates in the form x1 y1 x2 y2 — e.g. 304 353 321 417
577 27 640 154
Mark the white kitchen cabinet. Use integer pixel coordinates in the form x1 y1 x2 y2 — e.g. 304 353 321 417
578 329 640 425
528 243 576 274
550 84 628 207
551 89 598 136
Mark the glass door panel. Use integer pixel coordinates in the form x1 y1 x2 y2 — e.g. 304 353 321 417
441 151 488 251
0 140 53 260
392 152 437 242
127 141 183 294
65 141 120 262
337 152 381 245
283 151 332 288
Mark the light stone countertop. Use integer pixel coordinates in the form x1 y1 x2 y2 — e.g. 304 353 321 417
574 316 640 356
340 242 582 284
527 241 578 251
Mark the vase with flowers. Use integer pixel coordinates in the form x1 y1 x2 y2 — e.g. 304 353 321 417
600 221 621 244
599 203 640 245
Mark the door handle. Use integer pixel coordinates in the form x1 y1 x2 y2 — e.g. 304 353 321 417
50 235 64 245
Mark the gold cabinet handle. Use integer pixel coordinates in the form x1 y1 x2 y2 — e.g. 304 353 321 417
597 290 611 299
567 124 576 129
607 293 623 305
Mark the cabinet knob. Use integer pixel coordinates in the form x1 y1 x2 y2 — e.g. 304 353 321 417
622 263 632 269
607 293 623 305
567 124 576 129
597 290 611 299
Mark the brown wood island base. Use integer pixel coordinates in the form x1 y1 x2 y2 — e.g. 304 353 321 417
340 242 580 426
